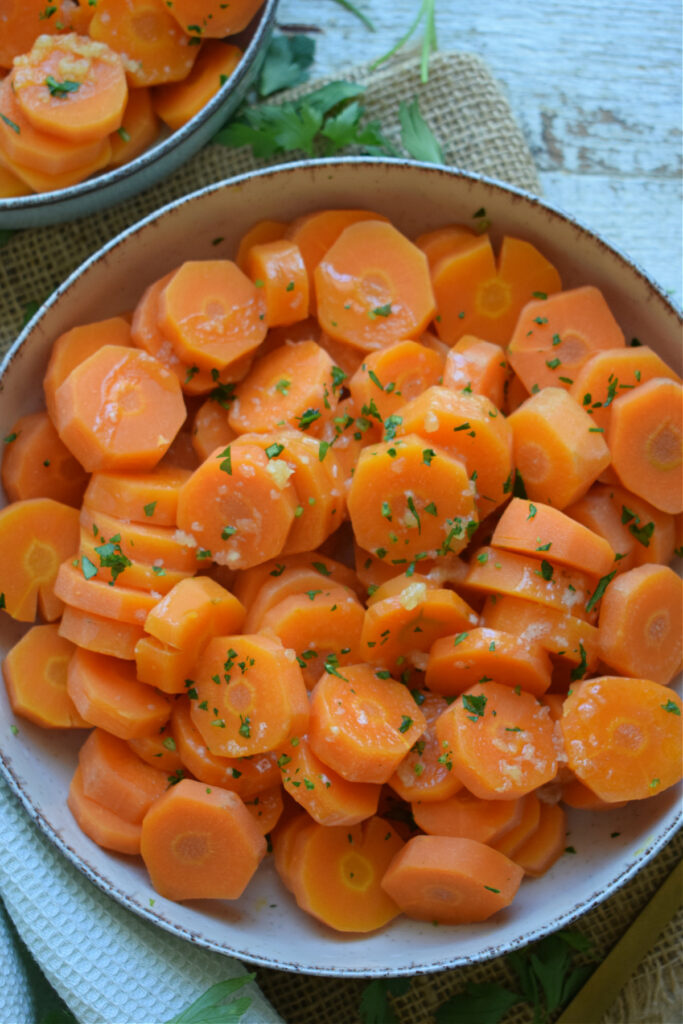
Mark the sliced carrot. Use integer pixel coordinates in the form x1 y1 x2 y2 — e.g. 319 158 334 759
67 2 97 34
561 676 682 802
597 564 682 685
276 734 381 826
567 483 674 570
80 505 197 573
176 440 299 570
436 681 557 800
43 315 133 422
245 239 309 328
128 722 184 774
412 790 523 844
317 331 365 378
0 135 112 192
0 160 31 198
426 626 552 698
316 397 367 492
2 623 88 728
491 497 616 577
134 636 197 693
191 397 236 463
154 40 242 130
0 497 79 622
67 646 170 738
13 33 128 143
236 219 288 273
1 411 89 507
561 777 628 812
380 834 524 924
308 663 426 784
288 816 404 932
272 811 313 893
503 371 530 415
414 223 478 268
166 0 266 37
158 260 266 372
565 484 638 572
54 559 159 626
143 575 245 651
507 386 610 508
607 378 682 514
243 565 355 633
443 336 509 410
84 465 190 527
243 785 283 834
68 766 142 855
190 633 309 757
348 341 444 427
59 604 145 660
388 692 464 804
78 727 169 823
480 594 600 672
90 0 198 87
512 802 567 876
348 434 478 563
491 792 542 858
232 551 362 610
78 529 189 601
0 0 62 70
140 778 267 901
109 86 158 166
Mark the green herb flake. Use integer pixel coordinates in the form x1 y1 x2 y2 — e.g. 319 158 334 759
661 700 681 715
462 693 487 718
585 570 617 613
398 715 413 733
143 501 157 517
46 74 81 97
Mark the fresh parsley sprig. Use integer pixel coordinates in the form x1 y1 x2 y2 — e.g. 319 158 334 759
371 0 438 82
165 976 254 1024
330 0 376 32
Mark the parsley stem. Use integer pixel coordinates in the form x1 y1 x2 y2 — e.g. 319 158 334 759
370 0 437 81
329 0 376 32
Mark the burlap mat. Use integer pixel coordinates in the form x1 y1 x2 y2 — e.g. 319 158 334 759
0 48 680 1024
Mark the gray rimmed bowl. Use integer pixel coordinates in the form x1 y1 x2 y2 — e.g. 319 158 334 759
0 158 681 975
0 0 277 230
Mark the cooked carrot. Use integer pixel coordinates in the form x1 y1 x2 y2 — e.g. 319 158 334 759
191 397 236 462
348 434 478 562
232 551 362 609
43 315 133 422
561 676 682 802
54 559 159 626
154 40 242 130
597 563 682 684
0 0 62 69
491 792 542 858
109 86 159 166
315 220 435 351
0 160 31 198
236 219 288 273
277 734 381 826
158 260 266 372
414 223 478 268
83 465 190 527
436 681 557 800
144 575 245 651
565 484 638 572
67 2 97 36
176 440 299 570
134 636 197 693
512 802 567 877
243 785 283 834
380 834 524 924
80 505 197 573
288 816 404 932
0 497 79 622
67 646 171 738
171 696 280 800
190 633 309 757
426 626 553 698
442 336 509 410
503 371 530 415
507 386 611 509
68 766 142 855
59 605 145 660
90 0 198 87
2 623 88 729
480 594 600 673
167 0 266 37
245 239 310 328
12 33 128 143
308 663 426 784
78 727 169 823
607 378 682 514
348 341 444 427
272 811 313 892
0 134 112 192
388 692 464 804
396 386 513 516
316 397 368 492
412 790 524 844
561 777 627 812
1 411 89 507
140 777 267 901
128 722 183 774
243 565 356 633
491 497 616 577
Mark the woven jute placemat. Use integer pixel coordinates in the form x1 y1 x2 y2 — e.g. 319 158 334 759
0 49 680 1024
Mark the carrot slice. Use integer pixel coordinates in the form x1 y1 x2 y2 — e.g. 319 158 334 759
608 378 682 514
480 594 600 672
276 734 381 826
443 336 509 410
597 564 682 685
380 834 524 924
143 575 245 651
128 722 183 774
166 0 266 37
412 790 524 844
43 315 133 422
13 33 128 143
90 0 198 87
68 766 142 855
1 411 89 507
491 792 542 858
236 219 288 272
512 802 567 877
565 484 639 572
308 663 426 784
59 605 145 660
315 220 436 351
243 785 283 834
134 636 197 693
140 778 267 901
190 633 309 757
436 681 557 800
79 727 169 823
491 497 616 577
54 560 159 626
561 676 682 802
109 87 158 166
561 777 627 812
348 341 444 426
191 398 236 462
245 239 310 328
80 505 197 573
507 386 610 509
154 40 242 130
0 136 112 192
176 440 299 570
388 692 464 804
0 160 31 198
2 623 88 728
232 551 362 610
272 811 313 893
348 434 478 563
288 816 404 932
83 465 190 527
426 626 552 698
597 485 675 568
67 646 171 738
0 497 79 622
414 223 478 268
158 260 266 372
0 0 62 70
243 565 355 633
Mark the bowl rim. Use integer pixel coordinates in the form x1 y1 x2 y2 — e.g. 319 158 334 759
0 156 681 976
0 0 278 211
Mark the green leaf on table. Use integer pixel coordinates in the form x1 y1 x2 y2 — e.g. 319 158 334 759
22 299 41 325
507 930 594 1022
329 0 376 32
359 977 410 1024
258 34 316 97
0 228 14 248
435 982 520 1024
304 80 366 116
399 97 444 164
165 976 253 1024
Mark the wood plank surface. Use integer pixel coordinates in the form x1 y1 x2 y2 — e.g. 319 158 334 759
278 0 682 301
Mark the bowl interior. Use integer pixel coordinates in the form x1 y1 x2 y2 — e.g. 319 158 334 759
0 159 680 975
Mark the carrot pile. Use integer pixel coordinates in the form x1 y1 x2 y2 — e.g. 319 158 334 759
1 207 681 935
0 0 264 196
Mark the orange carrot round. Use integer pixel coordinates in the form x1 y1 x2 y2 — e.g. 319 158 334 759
165 0 266 37
43 315 133 422
108 87 159 166
426 626 552 697
90 0 198 88
1 411 89 507
388 692 464 804
154 40 242 130
67 646 171 738
2 623 88 729
68 766 142 855
78 727 169 824
245 239 310 328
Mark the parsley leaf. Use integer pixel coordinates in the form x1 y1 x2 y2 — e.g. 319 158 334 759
398 96 444 163
46 74 81 97
258 34 315 97
330 0 376 32
165 975 254 1024
435 982 519 1024
359 978 410 1024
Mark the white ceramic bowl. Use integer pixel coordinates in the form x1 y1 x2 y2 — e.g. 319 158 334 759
0 159 680 976
0 0 277 230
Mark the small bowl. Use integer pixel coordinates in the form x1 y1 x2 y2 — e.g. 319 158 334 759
0 0 278 230
0 158 680 976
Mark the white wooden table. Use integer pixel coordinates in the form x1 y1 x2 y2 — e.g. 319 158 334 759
278 0 682 304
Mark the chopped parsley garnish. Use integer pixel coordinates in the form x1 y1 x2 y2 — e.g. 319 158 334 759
369 303 392 319
218 446 232 474
661 700 680 715
462 693 487 718
143 501 156 517
264 442 284 459
296 407 321 430
46 75 81 97
585 570 616 613
238 715 251 738
398 715 413 733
